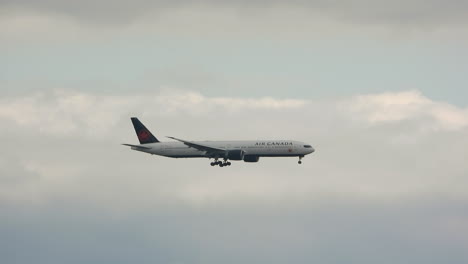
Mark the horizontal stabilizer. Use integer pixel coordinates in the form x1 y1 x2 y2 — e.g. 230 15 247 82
122 144 152 150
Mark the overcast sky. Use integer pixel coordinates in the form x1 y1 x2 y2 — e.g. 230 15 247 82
1 1 468 264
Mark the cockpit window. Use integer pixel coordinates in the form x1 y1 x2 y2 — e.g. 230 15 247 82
304 145 312 148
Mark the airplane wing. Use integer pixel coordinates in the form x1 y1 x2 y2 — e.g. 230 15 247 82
167 136 227 154
122 143 152 150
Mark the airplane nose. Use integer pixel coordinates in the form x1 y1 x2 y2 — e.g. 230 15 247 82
310 147 315 154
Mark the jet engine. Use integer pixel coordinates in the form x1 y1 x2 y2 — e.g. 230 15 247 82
243 155 260 163
227 150 245 160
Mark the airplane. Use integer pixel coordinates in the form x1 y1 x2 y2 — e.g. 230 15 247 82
123 117 315 167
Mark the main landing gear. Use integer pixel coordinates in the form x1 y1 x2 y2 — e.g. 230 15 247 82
210 159 231 167
298 156 303 165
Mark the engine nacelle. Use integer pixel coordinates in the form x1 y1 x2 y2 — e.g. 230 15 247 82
243 155 260 163
227 150 245 160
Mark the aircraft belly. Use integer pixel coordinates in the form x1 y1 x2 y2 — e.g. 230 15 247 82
248 147 297 157
150 145 300 158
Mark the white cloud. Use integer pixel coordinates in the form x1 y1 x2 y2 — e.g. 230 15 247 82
1 89 466 138
0 89 467 206
0 90 307 137
346 90 468 131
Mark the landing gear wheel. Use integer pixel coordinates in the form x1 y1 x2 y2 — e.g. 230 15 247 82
219 163 224 167
298 161 302 164
227 162 231 166
298 156 303 165
210 162 215 166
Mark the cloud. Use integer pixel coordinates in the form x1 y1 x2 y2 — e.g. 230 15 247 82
346 90 468 131
1 89 468 263
3 2 468 52
1 89 466 138
2 0 468 26
0 89 467 205
2 197 468 264
0 90 306 137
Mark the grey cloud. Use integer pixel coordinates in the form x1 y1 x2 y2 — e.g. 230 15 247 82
2 198 468 264
2 0 468 25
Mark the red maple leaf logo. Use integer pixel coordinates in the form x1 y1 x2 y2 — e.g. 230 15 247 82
138 130 150 141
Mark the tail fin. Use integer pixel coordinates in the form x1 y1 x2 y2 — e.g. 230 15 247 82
131 117 159 144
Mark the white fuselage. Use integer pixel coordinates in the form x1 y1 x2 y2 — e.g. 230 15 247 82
131 140 315 159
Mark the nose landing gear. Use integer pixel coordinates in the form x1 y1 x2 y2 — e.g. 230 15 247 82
298 156 303 164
